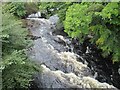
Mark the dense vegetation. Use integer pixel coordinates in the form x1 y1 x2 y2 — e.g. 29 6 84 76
3 2 39 18
1 3 41 89
1 1 120 89
64 2 120 62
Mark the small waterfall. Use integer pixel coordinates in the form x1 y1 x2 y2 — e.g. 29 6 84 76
26 14 118 89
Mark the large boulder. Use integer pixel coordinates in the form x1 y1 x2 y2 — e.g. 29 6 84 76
49 15 66 35
49 14 59 25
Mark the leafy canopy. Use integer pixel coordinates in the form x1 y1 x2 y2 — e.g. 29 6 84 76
64 2 120 62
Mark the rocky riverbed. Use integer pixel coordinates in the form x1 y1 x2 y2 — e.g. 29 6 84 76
26 14 119 89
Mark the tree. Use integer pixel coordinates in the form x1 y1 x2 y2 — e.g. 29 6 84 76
1 4 41 89
64 2 120 62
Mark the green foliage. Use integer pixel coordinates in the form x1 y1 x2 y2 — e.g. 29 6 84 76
64 2 120 62
3 2 26 17
39 2 72 21
64 3 92 41
24 2 39 16
2 11 30 55
2 4 41 89
3 2 39 18
2 50 41 89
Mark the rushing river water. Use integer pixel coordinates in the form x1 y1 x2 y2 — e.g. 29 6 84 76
26 14 119 89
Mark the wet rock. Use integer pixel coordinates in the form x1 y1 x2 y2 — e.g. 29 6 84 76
118 67 120 75
29 43 92 76
34 65 83 88
54 35 66 45
57 52 91 76
30 36 41 40
48 14 59 25
27 18 51 30
33 65 117 89
48 14 65 35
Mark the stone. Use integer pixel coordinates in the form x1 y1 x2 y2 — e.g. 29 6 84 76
48 14 59 25
54 35 66 45
118 67 120 75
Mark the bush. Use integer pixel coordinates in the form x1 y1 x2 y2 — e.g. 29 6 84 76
64 2 120 62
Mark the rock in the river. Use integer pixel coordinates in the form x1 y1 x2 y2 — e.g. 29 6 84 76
57 52 91 76
33 64 117 89
48 14 60 30
49 14 59 25
49 15 65 35
118 67 120 75
54 35 66 45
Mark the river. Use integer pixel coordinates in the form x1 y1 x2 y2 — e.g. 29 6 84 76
26 14 119 89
